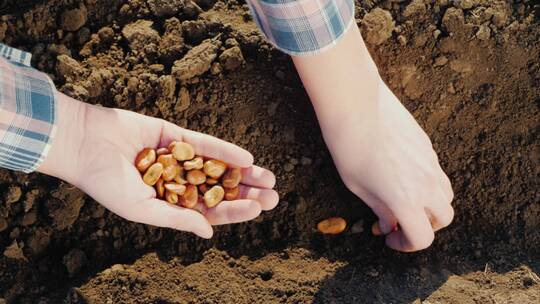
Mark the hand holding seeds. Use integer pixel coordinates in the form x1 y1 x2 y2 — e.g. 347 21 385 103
38 95 278 240
136 141 244 210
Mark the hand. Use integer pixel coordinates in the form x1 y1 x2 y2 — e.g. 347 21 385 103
38 93 279 238
323 80 454 252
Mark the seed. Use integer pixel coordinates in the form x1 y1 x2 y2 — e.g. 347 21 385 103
164 183 186 195
203 159 227 179
186 169 206 185
143 163 163 186
165 190 179 204
317 217 347 235
135 148 156 172
157 154 178 167
162 164 181 182
174 173 188 185
172 141 195 161
156 179 165 199
222 168 242 188
179 185 198 209
206 177 219 185
224 186 239 201
199 183 208 194
184 157 204 170
204 185 225 208
156 147 170 156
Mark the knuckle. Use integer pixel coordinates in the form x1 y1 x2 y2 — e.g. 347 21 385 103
411 232 435 251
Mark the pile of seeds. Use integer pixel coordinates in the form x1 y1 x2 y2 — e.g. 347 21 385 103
135 141 242 209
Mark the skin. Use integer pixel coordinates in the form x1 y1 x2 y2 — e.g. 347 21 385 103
292 25 454 252
38 93 279 239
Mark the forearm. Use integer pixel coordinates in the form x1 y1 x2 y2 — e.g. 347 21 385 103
36 92 86 182
291 25 382 145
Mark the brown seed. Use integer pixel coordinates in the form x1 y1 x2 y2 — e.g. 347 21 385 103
199 183 208 194
317 217 347 235
174 173 188 185
186 170 206 185
172 142 195 161
206 177 219 185
156 179 165 199
156 147 170 156
162 164 181 182
143 163 163 186
164 183 186 195
204 185 225 208
224 186 239 201
157 154 178 167
135 148 156 172
165 190 179 204
184 157 204 170
179 185 198 209
203 159 227 179
222 168 242 188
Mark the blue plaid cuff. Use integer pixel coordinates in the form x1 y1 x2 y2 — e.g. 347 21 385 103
0 43 58 173
246 0 356 56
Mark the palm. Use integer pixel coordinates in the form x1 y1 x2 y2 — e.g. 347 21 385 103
74 107 278 238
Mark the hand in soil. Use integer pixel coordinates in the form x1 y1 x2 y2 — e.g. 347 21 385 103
338 82 455 252
293 25 454 252
38 93 279 238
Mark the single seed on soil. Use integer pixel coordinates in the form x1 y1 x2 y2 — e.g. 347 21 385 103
143 163 163 186
180 185 198 208
172 141 195 161
317 217 347 235
165 190 179 205
156 179 165 199
157 154 178 167
164 183 186 195
204 185 225 208
222 168 242 188
206 177 219 185
187 169 206 185
162 164 181 182
135 148 156 172
199 183 208 194
156 147 170 156
203 159 227 179
224 186 239 201
184 157 203 170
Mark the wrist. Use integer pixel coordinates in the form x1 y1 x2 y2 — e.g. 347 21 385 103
37 92 87 183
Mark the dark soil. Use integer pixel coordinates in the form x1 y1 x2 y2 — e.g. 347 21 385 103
1 0 539 303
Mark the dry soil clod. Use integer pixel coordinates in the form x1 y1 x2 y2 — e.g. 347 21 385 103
317 217 347 235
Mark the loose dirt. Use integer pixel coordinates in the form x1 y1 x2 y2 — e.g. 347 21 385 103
1 0 539 303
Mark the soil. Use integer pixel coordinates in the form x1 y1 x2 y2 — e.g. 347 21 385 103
1 0 539 303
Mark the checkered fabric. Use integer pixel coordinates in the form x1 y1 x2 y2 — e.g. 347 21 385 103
246 0 356 56
0 43 57 173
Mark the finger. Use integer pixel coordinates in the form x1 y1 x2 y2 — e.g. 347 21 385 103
198 199 262 225
369 201 398 236
161 121 254 168
385 205 435 252
238 185 279 211
128 198 213 238
240 166 276 189
426 202 454 232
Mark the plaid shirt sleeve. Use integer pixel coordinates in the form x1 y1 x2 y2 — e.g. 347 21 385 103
246 0 356 56
0 43 57 173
